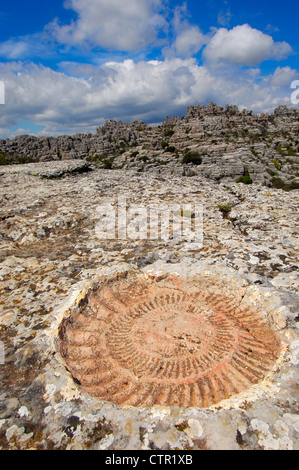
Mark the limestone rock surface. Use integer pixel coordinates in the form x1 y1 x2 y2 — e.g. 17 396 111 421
0 162 298 450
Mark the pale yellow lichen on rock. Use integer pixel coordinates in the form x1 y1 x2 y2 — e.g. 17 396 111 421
60 376 82 401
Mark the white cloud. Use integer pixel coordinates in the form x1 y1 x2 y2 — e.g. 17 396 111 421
50 0 167 51
171 26 206 58
0 57 296 137
270 66 298 87
0 40 30 60
0 34 53 60
217 9 232 27
204 24 292 66
162 4 206 59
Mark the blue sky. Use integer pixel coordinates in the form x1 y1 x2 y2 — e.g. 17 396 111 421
0 0 298 137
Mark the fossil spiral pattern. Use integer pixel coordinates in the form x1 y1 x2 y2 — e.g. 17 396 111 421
58 274 281 408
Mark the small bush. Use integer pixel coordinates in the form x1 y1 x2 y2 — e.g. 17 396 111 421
0 153 11 165
271 176 285 189
0 152 37 165
271 177 299 191
130 151 139 158
103 158 114 169
275 145 298 157
286 181 299 190
236 170 253 184
16 155 37 164
218 203 233 218
164 145 176 153
87 153 103 163
271 159 281 170
164 128 174 137
275 145 285 154
182 151 202 165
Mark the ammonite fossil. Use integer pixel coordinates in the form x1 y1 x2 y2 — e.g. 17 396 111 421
58 272 282 408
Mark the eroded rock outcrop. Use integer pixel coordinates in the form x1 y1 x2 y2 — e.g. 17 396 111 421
1 103 298 189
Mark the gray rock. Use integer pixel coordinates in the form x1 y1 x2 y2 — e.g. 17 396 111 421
1 103 298 189
0 159 91 178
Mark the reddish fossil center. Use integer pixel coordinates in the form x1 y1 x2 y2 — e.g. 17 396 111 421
135 304 232 350
105 299 239 382
131 306 217 356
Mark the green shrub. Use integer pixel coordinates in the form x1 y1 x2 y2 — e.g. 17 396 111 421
286 181 299 190
164 128 174 137
164 145 176 153
87 153 103 163
130 151 139 158
182 151 202 165
218 203 233 218
271 159 281 170
271 177 299 191
236 170 253 184
275 145 298 157
271 176 285 189
16 155 37 164
115 148 126 156
0 153 11 165
103 157 114 169
0 152 36 165
286 149 297 157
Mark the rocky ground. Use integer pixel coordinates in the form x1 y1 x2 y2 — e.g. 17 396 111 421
0 157 298 450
